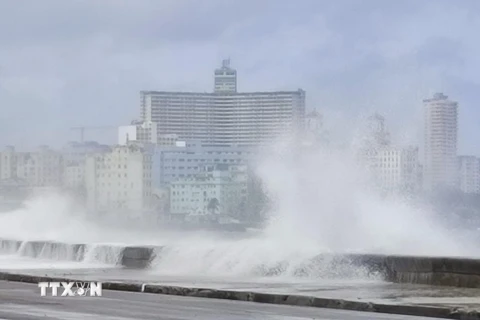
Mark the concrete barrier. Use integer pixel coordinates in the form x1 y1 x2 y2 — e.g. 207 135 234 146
120 246 159 269
383 255 480 288
3 237 480 287
0 239 22 253
0 272 478 319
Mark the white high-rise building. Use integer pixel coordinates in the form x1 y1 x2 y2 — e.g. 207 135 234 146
85 143 153 214
423 93 458 191
214 59 237 93
458 156 480 194
140 60 305 147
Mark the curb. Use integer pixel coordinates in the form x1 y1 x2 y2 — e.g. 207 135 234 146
0 272 479 319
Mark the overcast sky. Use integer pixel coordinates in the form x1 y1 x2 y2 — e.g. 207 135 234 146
0 0 479 155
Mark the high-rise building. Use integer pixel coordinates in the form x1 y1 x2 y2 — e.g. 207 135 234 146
214 59 237 93
423 93 458 191
139 60 306 147
458 156 480 194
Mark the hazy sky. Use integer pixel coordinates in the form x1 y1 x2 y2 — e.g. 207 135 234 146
0 0 479 155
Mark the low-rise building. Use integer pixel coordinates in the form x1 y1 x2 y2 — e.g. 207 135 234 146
376 146 420 193
61 141 110 192
85 143 153 214
169 164 248 220
118 120 158 145
153 142 254 189
458 156 480 194
15 146 63 188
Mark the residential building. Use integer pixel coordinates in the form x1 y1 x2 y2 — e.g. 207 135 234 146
61 141 110 190
15 146 63 188
423 93 459 191
169 164 248 220
376 146 420 192
0 146 17 181
458 156 480 194
118 120 158 145
140 60 306 147
85 143 153 214
356 114 420 192
152 141 254 189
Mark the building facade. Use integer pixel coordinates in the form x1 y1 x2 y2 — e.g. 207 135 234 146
458 156 480 194
0 146 17 181
214 59 237 93
423 93 459 191
85 143 153 214
61 141 110 191
376 146 420 193
139 61 305 147
118 121 158 146
152 141 254 189
15 146 64 188
170 164 247 220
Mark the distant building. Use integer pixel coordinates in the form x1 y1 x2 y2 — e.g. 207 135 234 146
357 114 420 192
423 93 459 191
458 156 480 194
214 59 237 93
85 143 153 214
0 146 17 181
376 146 420 193
152 142 254 189
15 146 63 188
169 164 247 220
61 141 110 190
140 60 306 147
118 121 158 145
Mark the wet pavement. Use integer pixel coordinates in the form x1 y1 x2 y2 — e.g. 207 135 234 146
6 267 480 311
0 281 443 320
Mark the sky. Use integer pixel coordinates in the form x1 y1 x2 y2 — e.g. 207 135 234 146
0 0 479 155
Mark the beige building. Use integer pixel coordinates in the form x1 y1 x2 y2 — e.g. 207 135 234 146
85 143 153 214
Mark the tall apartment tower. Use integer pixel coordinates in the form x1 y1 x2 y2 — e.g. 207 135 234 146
214 59 237 93
140 60 305 147
423 93 458 192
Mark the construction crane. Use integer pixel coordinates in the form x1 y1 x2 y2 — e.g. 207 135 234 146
70 126 117 143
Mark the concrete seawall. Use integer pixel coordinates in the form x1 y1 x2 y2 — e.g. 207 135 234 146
1 238 480 288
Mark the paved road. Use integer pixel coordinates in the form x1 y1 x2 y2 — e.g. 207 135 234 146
0 281 441 320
